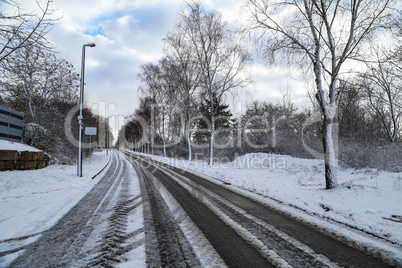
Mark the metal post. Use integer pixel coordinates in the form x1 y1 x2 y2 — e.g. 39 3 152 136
89 135 92 164
77 43 95 177
106 116 111 155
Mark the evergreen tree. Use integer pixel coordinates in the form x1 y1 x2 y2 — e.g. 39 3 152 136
193 93 233 147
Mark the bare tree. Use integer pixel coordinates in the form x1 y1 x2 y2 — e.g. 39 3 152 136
0 0 56 68
164 28 201 161
50 59 80 102
389 9 402 72
179 2 251 165
138 60 182 157
157 58 181 157
336 79 370 140
244 0 393 189
138 62 161 101
360 56 402 143
138 63 162 154
1 43 43 119
1 44 79 121
135 97 154 153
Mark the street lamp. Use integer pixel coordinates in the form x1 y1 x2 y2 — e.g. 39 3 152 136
78 42 96 177
106 116 111 155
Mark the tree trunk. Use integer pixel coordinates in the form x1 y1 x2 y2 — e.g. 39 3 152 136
29 80 35 119
315 79 339 189
322 109 338 189
162 138 166 157
209 110 215 165
187 111 192 161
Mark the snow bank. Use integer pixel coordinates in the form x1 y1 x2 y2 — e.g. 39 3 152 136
0 140 41 152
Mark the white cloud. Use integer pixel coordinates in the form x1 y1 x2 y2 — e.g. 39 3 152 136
46 0 185 118
24 0 312 133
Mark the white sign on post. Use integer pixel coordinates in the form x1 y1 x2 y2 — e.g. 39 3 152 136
85 127 97 135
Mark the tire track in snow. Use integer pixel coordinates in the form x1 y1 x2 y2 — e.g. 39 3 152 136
9 151 146 268
160 166 338 268
130 158 201 268
67 153 145 267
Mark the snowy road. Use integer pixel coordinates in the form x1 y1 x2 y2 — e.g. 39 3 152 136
3 150 399 267
125 151 396 267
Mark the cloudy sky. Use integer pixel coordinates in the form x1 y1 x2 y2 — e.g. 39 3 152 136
10 0 309 133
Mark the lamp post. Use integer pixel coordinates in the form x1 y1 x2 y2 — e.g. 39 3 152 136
106 116 111 155
78 42 96 177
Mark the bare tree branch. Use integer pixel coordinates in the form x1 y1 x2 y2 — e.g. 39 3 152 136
0 0 58 68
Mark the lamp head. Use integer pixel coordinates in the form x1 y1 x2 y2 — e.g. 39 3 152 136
84 43 96 47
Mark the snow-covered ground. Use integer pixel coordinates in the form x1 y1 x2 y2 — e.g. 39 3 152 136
0 140 41 152
1 145 401 265
0 150 110 246
144 152 402 247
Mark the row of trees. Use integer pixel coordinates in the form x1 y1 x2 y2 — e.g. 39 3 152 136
0 0 107 163
119 1 401 189
118 3 251 163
